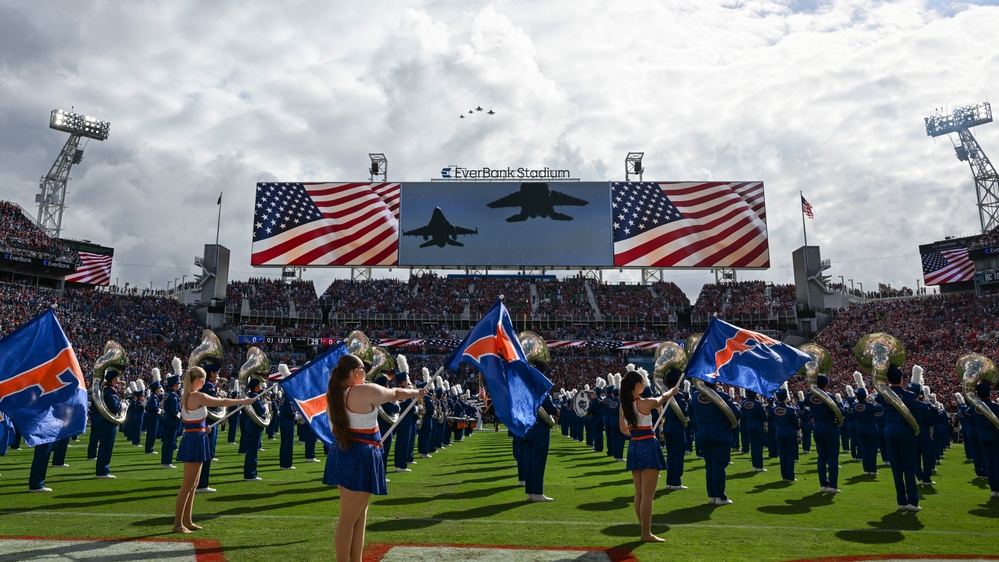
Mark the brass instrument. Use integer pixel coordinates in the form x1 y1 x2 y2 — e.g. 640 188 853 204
92 340 128 425
957 353 999 430
653 341 689 427
684 333 738 429
518 330 556 428
854 333 918 435
367 346 396 381
189 329 226 423
238 347 273 427
345 330 373 363
798 342 843 426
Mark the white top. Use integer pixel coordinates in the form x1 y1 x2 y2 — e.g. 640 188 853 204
182 403 208 421
631 399 653 427
345 385 379 430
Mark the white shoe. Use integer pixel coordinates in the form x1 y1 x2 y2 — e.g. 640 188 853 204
518 480 526 486
420 454 432 459
529 494 554 502
897 504 908 511
715 498 733 505
96 474 116 479
920 480 936 486
280 466 296 470
906 504 922 512
244 476 262 481
195 487 216 494
53 464 69 468
409 461 417 465
211 458 219 462
162 464 177 469
708 497 718 505
29 487 53 493
305 458 321 463
666 485 688 490
990 491 998 498
394 467 412 472
86 457 96 461
753 468 767 472
826 488 841 494
820 486 830 493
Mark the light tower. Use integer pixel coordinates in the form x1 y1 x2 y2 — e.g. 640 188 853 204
924 102 997 234
35 109 111 239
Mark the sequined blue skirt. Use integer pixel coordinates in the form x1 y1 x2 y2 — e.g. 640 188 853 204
177 431 210 463
626 437 666 471
323 439 387 495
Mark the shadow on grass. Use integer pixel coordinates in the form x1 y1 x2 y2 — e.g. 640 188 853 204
577 469 627 478
657 502 716 525
367 517 440 532
745 480 797 495
756 492 833 515
835 511 923 544
432 499 528 520
55 485 177 499
578 496 632 511
425 475 510 486
968 500 999 518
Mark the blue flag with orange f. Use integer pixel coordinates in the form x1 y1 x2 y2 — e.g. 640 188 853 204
445 299 553 437
0 308 88 447
277 343 347 446
686 317 810 397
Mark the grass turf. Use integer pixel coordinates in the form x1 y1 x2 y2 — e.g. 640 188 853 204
0 429 997 561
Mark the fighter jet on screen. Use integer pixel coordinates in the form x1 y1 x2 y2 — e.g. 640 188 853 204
486 182 589 222
403 207 478 248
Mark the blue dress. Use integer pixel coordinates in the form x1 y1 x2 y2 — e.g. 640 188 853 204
625 400 666 471
323 386 388 495
177 402 210 463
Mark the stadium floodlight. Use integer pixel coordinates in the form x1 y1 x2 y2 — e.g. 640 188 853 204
625 152 644 182
49 109 111 141
369 153 387 182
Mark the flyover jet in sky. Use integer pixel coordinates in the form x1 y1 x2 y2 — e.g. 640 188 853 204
403 207 478 248
486 182 589 222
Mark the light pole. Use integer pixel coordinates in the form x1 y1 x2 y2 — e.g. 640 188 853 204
858 282 864 294
839 275 845 287
182 274 187 287
848 278 854 290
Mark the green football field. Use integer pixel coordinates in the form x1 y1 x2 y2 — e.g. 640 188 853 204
0 428 997 561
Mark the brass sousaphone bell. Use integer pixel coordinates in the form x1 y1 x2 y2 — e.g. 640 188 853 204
367 346 396 381
518 330 556 428
957 353 999 430
189 329 226 423
238 347 273 428
653 341 689 427
797 342 843 426
345 330 374 364
92 340 128 425
854 333 919 435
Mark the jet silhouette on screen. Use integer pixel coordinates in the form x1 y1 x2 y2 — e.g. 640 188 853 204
403 207 478 248
486 182 589 222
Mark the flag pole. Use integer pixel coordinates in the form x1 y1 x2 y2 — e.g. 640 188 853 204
651 374 685 434
215 192 223 248
380 365 443 443
800 190 808 248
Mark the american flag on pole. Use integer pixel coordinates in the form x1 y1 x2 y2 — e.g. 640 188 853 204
801 195 814 219
921 247 974 285
251 182 399 266
63 251 113 286
612 182 769 268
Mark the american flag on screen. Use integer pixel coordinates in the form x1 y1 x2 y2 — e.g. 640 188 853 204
612 182 769 268
922 248 974 285
251 182 399 266
63 251 112 286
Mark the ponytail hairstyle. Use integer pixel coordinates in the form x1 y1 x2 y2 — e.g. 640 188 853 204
619 370 643 429
183 366 206 411
327 354 364 451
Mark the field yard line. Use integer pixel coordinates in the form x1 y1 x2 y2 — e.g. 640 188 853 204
3 510 999 537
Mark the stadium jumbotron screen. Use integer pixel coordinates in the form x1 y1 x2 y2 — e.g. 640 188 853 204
250 180 769 269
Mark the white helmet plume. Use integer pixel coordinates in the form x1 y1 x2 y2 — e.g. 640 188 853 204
172 357 183 378
845 385 855 398
421 366 430 383
911 365 924 387
278 364 292 379
853 371 866 389
797 390 805 402
396 354 410 374
151 368 161 383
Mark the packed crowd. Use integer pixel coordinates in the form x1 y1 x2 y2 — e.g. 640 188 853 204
0 200 79 264
690 280 797 317
226 278 321 313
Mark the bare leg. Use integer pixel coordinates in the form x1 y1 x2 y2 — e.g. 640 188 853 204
631 471 642 524
335 486 371 562
639 469 664 542
173 462 202 533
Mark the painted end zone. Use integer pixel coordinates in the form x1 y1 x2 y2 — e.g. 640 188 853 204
0 535 225 562
365 542 636 561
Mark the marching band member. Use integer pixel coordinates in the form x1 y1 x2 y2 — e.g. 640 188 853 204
797 394 813 454
588 380 606 453
742 389 768 472
373 375 400 475
691 379 741 505
196 364 222 494
242 377 266 481
95 368 122 479
804 375 843 494
125 383 144 447
392 362 416 473
661 368 689 490
417 380 435 459
161 374 182 469
278 394 297 470
323 354 426 562
144 376 162 454
972 381 999 499
772 387 799 482
173 366 257 534
909 368 937 486
50 436 70 468
619 369 679 542
606 376 625 461
876 364 921 511
523 358 557 502
849 385 882 476
28 440 56 492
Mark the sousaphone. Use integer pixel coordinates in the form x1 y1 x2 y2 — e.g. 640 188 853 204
518 330 556 428
854 333 918 435
238 347 273 428
798 342 843 426
92 340 128 425
653 341 688 427
189 329 226 423
957 353 999 430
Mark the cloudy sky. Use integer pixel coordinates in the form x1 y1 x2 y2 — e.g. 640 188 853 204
1 0 996 302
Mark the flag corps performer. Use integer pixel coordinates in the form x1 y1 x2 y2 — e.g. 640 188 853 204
326 353 427 562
